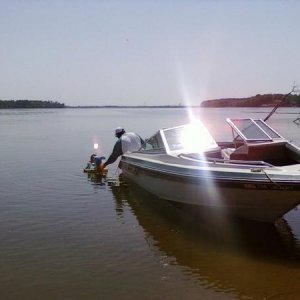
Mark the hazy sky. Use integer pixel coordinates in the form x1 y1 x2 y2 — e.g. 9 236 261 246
1 0 300 106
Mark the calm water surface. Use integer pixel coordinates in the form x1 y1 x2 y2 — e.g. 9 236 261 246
0 107 300 300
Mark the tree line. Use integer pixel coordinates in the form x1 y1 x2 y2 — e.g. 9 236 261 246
0 100 65 109
201 94 300 107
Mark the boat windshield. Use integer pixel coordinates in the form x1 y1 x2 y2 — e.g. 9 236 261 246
226 118 283 142
254 119 282 139
161 123 219 154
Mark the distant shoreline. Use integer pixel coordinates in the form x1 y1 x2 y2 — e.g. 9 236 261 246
1 105 299 110
66 105 299 109
0 100 65 109
66 105 200 109
201 93 300 107
1 93 299 109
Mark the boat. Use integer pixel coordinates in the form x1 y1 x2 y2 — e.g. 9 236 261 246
119 118 300 223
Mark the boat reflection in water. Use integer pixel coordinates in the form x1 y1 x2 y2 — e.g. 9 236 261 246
103 175 300 299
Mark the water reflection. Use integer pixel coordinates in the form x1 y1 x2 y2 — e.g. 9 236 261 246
108 176 300 299
86 173 106 186
87 173 128 216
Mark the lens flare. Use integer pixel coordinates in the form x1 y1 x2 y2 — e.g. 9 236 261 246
94 143 99 150
181 121 218 154
185 108 227 217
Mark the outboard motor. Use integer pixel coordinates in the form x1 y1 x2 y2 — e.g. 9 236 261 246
94 155 106 169
84 154 106 173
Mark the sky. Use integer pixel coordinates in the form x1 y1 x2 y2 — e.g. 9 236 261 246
1 0 300 106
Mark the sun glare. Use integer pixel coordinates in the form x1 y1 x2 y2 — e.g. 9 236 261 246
181 120 218 154
176 73 234 237
184 108 227 212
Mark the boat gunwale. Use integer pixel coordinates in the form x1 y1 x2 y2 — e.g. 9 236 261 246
120 155 300 188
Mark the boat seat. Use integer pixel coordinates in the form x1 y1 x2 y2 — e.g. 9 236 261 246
229 144 248 160
221 148 235 160
229 141 289 164
285 143 300 163
204 148 223 159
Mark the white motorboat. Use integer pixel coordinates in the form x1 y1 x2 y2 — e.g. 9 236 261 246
119 118 300 222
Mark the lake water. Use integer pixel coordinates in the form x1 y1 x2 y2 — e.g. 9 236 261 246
1 107 300 300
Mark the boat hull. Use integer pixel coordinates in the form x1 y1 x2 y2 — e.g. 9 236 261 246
120 159 300 223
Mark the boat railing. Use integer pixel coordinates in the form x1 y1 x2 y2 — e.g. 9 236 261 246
178 153 274 167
